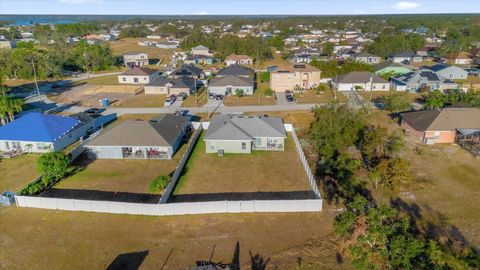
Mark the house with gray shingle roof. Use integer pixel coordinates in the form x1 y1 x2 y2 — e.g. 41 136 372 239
204 114 286 154
208 65 255 96
85 114 189 159
144 76 196 95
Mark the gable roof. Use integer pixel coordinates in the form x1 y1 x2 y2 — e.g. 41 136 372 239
335 71 388 84
147 76 195 88
205 115 286 141
0 112 80 143
225 54 253 61
272 63 320 73
172 64 203 77
123 51 147 56
401 108 480 131
86 115 189 147
120 67 158 76
209 75 254 87
373 62 411 72
389 51 415 58
217 65 254 77
192 45 209 51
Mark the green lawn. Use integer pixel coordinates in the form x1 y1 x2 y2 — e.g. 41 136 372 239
174 132 310 195
0 155 40 192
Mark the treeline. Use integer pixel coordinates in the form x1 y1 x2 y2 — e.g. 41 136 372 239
309 105 480 269
310 59 373 78
33 23 98 44
425 89 480 109
367 32 425 58
180 30 272 61
0 40 115 80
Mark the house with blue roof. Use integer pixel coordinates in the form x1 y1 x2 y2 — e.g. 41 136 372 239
0 112 98 153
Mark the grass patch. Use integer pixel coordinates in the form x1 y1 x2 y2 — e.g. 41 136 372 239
174 132 310 195
114 94 166 108
0 154 40 192
294 86 347 104
73 75 120 86
182 88 207 107
357 91 424 103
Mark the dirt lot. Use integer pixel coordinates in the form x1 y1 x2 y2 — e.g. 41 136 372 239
48 84 153 107
174 133 310 195
357 91 424 103
109 37 175 68
182 88 208 107
0 154 40 192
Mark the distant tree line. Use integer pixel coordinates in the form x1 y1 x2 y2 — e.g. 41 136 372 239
309 59 373 78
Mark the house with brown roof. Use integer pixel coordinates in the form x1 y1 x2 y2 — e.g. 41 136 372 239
270 64 321 92
85 114 190 159
443 51 473 65
225 54 253 66
117 67 160 84
400 107 480 144
332 71 390 91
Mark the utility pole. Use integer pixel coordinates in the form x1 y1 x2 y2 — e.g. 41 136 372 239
31 57 40 98
368 75 373 115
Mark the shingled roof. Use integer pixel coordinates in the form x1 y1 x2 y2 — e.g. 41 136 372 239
205 115 286 141
120 67 158 76
401 108 480 131
87 115 188 147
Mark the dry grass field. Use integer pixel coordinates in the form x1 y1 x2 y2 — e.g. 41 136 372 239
114 93 166 108
174 133 310 195
294 88 347 104
367 111 480 248
357 91 425 103
0 206 342 269
0 155 40 192
182 88 208 107
109 37 175 68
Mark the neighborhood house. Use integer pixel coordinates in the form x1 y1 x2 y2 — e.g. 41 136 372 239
208 65 255 96
144 76 196 95
225 54 254 66
401 107 480 144
123 52 149 68
85 114 190 160
0 112 98 153
270 64 321 92
204 114 287 154
117 67 160 84
332 71 390 91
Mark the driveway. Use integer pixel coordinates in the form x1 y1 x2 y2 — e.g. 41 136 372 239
342 90 365 109
276 92 290 105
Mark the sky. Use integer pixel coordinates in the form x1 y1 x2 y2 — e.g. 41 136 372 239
1 0 479 15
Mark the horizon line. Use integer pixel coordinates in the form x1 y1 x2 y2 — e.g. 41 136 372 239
2 12 480 16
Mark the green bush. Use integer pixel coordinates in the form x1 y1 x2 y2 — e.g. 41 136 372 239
149 175 171 193
259 72 270 83
264 88 273 96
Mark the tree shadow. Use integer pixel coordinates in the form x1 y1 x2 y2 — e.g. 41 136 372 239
106 250 149 270
250 251 270 270
390 197 474 253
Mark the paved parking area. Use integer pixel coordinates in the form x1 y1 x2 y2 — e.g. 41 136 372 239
276 92 290 105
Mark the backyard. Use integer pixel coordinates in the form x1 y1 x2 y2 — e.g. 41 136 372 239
0 154 40 192
173 133 311 196
294 86 347 104
357 90 425 103
109 37 175 68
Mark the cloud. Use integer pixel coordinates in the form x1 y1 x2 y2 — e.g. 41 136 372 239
193 11 209 15
57 0 102 4
392 1 420 10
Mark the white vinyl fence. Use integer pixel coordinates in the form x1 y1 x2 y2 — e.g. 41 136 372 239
285 124 322 199
15 121 323 216
15 196 322 216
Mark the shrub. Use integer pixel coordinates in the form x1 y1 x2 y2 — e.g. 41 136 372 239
235 89 244 97
149 175 171 193
264 88 273 96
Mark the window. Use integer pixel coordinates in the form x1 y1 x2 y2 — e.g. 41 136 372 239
122 77 126 82
134 78 139 83
36 143 50 151
255 138 262 145
241 142 246 150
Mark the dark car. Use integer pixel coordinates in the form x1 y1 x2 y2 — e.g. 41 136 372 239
215 94 224 100
177 92 188 101
286 95 295 102
174 109 188 116
84 108 105 115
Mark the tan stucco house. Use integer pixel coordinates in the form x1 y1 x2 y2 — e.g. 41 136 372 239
270 64 321 92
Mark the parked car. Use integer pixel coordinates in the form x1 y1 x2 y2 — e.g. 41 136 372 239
286 95 295 102
215 94 224 100
84 108 105 116
174 109 188 116
164 97 175 106
208 93 216 99
177 92 188 101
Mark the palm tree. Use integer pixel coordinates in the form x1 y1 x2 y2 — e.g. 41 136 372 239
0 95 23 125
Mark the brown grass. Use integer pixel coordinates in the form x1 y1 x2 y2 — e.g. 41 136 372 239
357 91 424 103
181 89 208 107
114 93 166 108
74 75 120 86
174 134 310 195
0 206 341 269
223 95 276 106
109 37 174 67
367 111 480 248
294 87 347 104
0 154 40 192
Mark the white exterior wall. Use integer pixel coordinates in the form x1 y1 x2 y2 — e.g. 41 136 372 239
0 140 54 153
205 140 252 154
118 74 158 84
86 145 173 159
337 82 390 91
208 85 254 96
